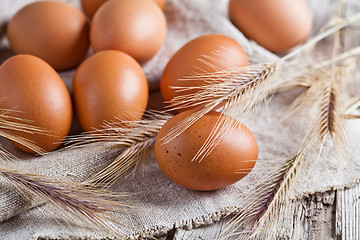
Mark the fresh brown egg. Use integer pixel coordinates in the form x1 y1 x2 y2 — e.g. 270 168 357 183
153 0 166 10
81 0 166 19
72 50 149 132
81 0 107 19
6 1 89 71
228 0 312 53
154 110 258 191
0 55 73 153
90 0 167 63
160 34 248 112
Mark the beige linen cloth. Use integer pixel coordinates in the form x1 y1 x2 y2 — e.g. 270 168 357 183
0 0 360 239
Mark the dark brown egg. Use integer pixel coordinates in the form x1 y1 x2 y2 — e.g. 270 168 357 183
160 34 248 112
72 50 149 132
229 0 312 52
0 55 73 153
6 1 89 71
90 0 167 63
155 110 258 191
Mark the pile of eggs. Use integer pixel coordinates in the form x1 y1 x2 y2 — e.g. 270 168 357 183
1 0 166 152
0 0 312 191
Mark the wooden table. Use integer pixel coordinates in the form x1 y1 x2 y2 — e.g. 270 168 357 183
163 185 360 239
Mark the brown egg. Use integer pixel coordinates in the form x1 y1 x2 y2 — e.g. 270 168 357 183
81 0 166 19
90 0 167 63
81 0 107 19
160 34 248 112
155 110 258 191
6 1 89 71
229 0 312 52
153 0 166 10
72 50 149 132
0 55 73 153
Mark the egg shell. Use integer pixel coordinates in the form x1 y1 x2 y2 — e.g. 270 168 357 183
81 0 166 19
0 55 73 153
72 50 149 132
229 0 312 52
81 0 107 19
7 1 89 71
160 34 248 112
153 0 166 10
155 110 258 191
90 0 167 63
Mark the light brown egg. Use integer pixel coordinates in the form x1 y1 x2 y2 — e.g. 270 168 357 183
90 0 167 63
0 55 73 153
81 0 166 19
160 34 248 112
155 110 258 191
6 1 89 71
229 0 312 53
72 50 149 132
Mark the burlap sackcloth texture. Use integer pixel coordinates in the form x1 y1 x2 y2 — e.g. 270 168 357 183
0 0 360 239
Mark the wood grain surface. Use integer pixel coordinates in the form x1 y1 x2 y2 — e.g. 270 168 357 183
161 185 360 239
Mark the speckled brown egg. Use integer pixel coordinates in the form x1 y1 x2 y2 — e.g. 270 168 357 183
72 50 149 132
160 34 248 112
6 1 89 71
81 0 166 19
90 0 167 63
154 110 258 191
229 0 312 52
0 55 73 153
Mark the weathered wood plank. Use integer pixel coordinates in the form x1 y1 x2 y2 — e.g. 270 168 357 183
337 184 360 240
173 217 229 240
171 190 338 239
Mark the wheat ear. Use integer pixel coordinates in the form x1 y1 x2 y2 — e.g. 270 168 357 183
220 156 297 239
0 107 47 155
241 82 346 239
67 112 172 188
161 64 278 152
222 12 359 238
0 165 143 238
242 57 353 240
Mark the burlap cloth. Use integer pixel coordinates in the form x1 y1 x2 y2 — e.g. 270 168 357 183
0 0 360 239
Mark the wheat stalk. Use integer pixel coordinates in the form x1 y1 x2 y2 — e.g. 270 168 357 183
220 156 297 239
66 111 172 188
84 137 157 188
248 153 308 239
161 63 279 154
0 165 142 238
249 81 346 239
344 97 360 119
316 82 347 150
244 82 344 239
160 12 360 163
221 13 359 238
242 23 356 240
0 106 47 155
193 64 278 162
66 12 360 191
0 107 153 237
283 60 354 120
281 11 360 62
223 81 346 238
